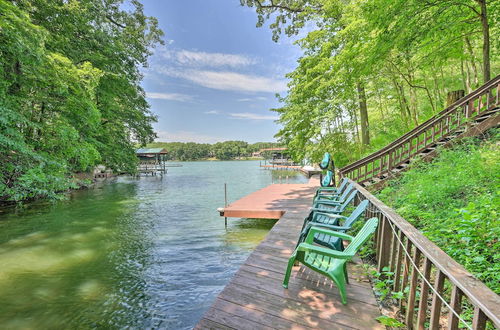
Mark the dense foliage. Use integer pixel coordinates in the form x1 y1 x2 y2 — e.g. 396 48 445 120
147 141 283 161
378 131 500 293
242 0 499 167
0 0 163 202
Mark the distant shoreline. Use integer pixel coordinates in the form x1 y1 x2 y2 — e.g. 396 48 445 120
164 157 266 162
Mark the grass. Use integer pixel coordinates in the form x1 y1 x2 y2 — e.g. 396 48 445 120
377 129 500 294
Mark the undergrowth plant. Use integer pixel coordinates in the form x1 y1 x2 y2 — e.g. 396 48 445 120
378 129 500 294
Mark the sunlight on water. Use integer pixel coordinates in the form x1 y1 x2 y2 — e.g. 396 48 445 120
0 161 307 329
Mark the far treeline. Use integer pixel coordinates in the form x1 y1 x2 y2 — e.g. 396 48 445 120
241 0 499 167
147 141 284 161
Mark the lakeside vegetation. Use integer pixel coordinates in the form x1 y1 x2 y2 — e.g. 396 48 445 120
0 0 163 202
147 141 283 161
377 130 499 294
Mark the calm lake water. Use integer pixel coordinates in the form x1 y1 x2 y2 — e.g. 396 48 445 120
0 161 307 329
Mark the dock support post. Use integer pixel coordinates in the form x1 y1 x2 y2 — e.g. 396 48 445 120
224 183 228 228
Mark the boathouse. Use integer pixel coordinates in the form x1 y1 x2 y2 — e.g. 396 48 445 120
136 148 168 163
135 148 168 176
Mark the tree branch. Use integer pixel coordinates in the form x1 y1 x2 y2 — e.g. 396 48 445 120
106 15 126 28
254 0 304 13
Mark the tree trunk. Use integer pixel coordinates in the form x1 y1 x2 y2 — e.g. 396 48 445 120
460 59 469 93
392 79 411 129
357 82 370 146
446 90 465 107
477 0 490 82
464 37 479 87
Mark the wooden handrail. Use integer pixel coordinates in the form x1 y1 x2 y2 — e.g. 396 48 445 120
350 179 500 329
341 75 500 175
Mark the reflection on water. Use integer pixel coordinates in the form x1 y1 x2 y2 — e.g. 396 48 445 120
0 161 306 329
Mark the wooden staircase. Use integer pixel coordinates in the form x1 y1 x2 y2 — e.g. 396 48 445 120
339 75 500 189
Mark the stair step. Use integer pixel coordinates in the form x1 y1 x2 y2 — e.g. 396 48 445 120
419 148 436 156
475 115 490 121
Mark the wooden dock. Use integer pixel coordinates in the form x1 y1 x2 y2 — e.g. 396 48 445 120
218 183 318 219
260 164 303 170
199 183 382 329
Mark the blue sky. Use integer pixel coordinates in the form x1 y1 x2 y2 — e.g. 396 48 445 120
140 0 302 143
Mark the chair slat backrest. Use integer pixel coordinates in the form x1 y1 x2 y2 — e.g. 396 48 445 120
336 177 349 194
343 200 369 228
344 218 378 254
337 190 358 213
337 183 354 201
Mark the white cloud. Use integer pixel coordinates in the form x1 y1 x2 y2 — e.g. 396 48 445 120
175 50 256 68
229 112 279 120
146 92 192 102
164 70 287 93
237 96 268 102
155 130 224 143
204 110 220 115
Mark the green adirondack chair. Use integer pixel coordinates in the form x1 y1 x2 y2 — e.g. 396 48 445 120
314 177 349 197
314 182 354 202
283 217 379 305
311 189 358 212
300 200 370 250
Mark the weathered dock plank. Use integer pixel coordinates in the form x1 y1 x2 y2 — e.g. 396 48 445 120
197 183 382 329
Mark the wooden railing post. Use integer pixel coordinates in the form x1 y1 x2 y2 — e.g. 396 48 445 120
377 216 392 272
429 270 445 329
405 249 422 328
417 257 432 329
472 307 487 330
448 286 463 329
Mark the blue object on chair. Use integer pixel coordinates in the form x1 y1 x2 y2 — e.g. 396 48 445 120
321 170 334 187
319 152 331 170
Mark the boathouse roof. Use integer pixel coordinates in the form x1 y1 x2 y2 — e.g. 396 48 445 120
136 148 168 155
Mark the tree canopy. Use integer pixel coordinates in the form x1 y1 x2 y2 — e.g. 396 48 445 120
242 0 499 167
0 0 163 202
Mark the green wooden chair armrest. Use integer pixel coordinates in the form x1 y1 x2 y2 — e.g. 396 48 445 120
297 243 354 259
313 200 342 206
310 207 341 213
305 226 354 244
314 195 342 202
317 187 339 192
310 223 351 231
315 190 340 196
312 212 345 219
303 221 345 233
